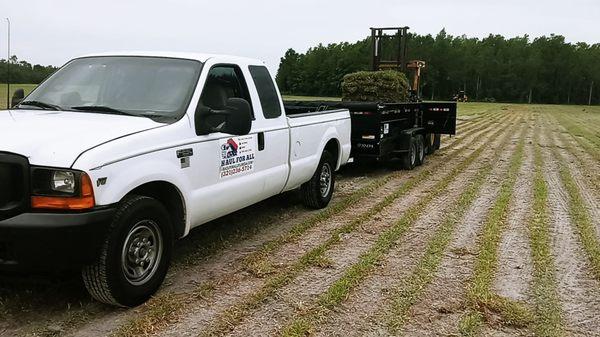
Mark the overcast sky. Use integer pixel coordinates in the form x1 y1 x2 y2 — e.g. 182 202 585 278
1 0 599 73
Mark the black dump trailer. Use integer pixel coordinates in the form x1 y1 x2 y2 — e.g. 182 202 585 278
284 101 457 170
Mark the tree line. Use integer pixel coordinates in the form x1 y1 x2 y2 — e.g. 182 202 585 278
276 30 600 105
0 56 58 84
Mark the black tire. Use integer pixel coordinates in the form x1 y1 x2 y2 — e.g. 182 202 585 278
400 136 417 170
301 150 335 209
415 135 425 166
424 133 435 155
82 195 173 307
433 134 442 151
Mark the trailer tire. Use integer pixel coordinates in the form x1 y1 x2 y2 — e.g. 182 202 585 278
433 134 441 151
400 136 417 170
82 195 173 307
301 150 335 209
415 135 425 166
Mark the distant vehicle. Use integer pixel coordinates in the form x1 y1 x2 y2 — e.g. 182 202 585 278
453 90 468 102
0 52 351 306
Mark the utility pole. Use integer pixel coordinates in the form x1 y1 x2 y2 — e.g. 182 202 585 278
589 81 594 106
5 18 9 109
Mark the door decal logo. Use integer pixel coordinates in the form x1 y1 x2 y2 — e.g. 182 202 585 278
220 135 255 179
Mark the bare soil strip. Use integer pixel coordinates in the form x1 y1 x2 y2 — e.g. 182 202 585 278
540 122 600 336
307 117 526 337
458 126 530 336
274 117 523 337
227 117 524 337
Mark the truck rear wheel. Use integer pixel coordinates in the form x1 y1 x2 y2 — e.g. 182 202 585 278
400 136 417 170
415 135 425 166
301 150 335 209
82 195 173 307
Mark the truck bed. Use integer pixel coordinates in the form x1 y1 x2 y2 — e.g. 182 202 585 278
284 100 457 161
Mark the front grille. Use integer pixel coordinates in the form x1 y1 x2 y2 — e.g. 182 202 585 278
0 152 29 220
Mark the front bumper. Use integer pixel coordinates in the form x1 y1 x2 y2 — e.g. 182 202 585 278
0 208 115 271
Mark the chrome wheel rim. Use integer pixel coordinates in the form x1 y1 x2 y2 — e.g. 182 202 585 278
121 220 163 286
319 163 332 197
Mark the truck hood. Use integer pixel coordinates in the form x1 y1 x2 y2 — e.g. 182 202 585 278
0 109 165 167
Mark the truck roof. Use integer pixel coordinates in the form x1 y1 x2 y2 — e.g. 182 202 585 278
76 51 265 65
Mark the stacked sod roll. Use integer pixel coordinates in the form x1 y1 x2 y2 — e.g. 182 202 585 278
341 70 410 102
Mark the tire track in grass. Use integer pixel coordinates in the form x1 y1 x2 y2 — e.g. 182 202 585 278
278 117 523 337
48 112 509 337
552 112 600 162
548 131 600 281
539 121 600 335
458 124 530 336
306 117 527 337
546 124 600 241
525 120 564 337
388 119 530 337
187 115 518 337
227 116 523 337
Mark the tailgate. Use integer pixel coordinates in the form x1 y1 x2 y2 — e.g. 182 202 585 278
422 102 457 135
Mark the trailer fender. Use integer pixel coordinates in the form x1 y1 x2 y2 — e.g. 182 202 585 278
396 128 425 152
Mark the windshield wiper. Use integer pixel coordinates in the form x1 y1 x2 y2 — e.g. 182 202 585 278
18 100 62 111
70 105 140 117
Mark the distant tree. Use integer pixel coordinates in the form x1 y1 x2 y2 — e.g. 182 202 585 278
0 56 58 84
277 30 600 104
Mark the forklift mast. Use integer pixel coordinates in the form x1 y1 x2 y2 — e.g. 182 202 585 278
371 27 426 100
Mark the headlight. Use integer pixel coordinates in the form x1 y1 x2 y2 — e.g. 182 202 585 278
52 170 76 194
31 167 95 210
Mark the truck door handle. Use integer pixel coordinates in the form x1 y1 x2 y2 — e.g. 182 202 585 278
258 132 265 151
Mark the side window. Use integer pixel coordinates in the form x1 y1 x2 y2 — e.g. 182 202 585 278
200 65 253 117
248 65 282 119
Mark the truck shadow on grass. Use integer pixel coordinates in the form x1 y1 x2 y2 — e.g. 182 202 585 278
0 162 390 333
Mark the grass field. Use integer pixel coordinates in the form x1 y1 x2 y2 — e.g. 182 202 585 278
0 83 37 108
0 97 599 337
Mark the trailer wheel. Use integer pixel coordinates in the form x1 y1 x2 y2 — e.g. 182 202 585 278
415 135 425 166
301 150 335 209
400 136 417 170
82 195 173 307
433 134 441 151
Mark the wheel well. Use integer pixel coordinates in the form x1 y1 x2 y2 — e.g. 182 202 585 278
127 181 186 239
324 139 340 168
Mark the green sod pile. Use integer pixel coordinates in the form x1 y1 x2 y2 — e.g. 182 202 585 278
341 70 410 102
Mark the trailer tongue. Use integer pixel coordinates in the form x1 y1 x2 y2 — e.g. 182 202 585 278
284 100 456 169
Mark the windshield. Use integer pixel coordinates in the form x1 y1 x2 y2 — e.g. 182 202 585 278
23 56 203 121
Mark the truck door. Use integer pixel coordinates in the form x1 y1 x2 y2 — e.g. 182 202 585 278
187 63 278 226
246 65 289 195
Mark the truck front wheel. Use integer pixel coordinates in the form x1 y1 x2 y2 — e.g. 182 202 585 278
301 150 335 209
82 195 173 307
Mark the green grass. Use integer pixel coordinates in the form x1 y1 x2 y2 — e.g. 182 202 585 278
460 126 531 335
280 118 519 337
385 119 522 332
527 124 564 337
0 83 37 108
551 140 600 282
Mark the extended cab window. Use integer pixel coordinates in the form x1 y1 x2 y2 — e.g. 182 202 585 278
199 65 253 117
248 65 282 119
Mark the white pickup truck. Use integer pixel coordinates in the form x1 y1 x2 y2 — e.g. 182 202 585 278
0 52 351 306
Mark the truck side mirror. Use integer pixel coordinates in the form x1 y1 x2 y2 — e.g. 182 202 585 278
195 98 252 136
11 88 25 108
